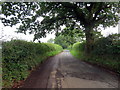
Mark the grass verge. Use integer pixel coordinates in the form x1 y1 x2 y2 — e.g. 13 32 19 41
71 47 120 74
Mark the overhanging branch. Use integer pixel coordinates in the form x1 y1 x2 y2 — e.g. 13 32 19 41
60 2 86 25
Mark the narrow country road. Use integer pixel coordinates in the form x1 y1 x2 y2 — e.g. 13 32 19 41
21 50 119 88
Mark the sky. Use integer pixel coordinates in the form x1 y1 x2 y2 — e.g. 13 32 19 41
0 21 118 43
0 21 56 42
0 18 119 43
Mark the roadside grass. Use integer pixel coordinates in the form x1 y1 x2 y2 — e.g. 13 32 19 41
2 40 63 88
70 42 120 74
46 51 61 57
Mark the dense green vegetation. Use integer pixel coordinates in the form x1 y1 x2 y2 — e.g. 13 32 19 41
54 35 76 49
47 38 54 43
1 2 119 53
1 2 119 87
71 34 120 74
2 40 63 88
47 29 85 49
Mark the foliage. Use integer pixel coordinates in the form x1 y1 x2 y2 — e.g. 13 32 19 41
1 2 119 53
47 38 54 43
59 27 86 42
93 31 103 40
72 42 85 52
71 34 120 73
71 42 86 59
55 27 86 49
2 40 63 88
1 2 119 35
54 35 76 49
67 45 73 50
93 34 120 55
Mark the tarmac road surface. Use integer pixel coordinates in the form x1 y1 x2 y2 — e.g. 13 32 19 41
21 50 119 88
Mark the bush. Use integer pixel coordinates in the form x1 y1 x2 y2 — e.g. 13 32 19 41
2 40 63 87
70 42 86 59
70 34 120 74
67 45 72 50
93 34 120 55
72 42 85 52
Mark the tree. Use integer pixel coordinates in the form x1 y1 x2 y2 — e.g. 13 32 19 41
54 35 76 49
1 2 119 54
60 27 85 42
47 38 54 43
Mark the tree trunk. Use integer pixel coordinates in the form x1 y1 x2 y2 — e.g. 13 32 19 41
85 26 94 54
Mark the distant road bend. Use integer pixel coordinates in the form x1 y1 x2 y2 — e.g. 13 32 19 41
21 50 119 88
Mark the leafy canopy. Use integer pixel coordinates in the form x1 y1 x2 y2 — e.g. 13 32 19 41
1 2 119 41
54 35 76 49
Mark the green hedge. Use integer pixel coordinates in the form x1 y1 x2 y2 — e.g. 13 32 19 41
93 36 120 55
71 42 86 59
71 34 120 74
2 40 63 88
72 42 85 52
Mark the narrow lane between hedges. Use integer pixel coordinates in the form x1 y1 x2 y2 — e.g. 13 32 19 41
21 50 119 88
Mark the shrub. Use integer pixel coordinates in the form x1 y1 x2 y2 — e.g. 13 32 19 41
72 42 85 52
2 40 63 87
93 34 120 55
67 45 72 50
70 34 120 73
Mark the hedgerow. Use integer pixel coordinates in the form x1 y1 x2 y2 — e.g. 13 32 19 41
93 34 120 55
2 40 63 88
71 34 120 74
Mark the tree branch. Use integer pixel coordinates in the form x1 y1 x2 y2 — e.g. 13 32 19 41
96 15 107 22
94 15 107 26
60 2 86 25
93 3 112 21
